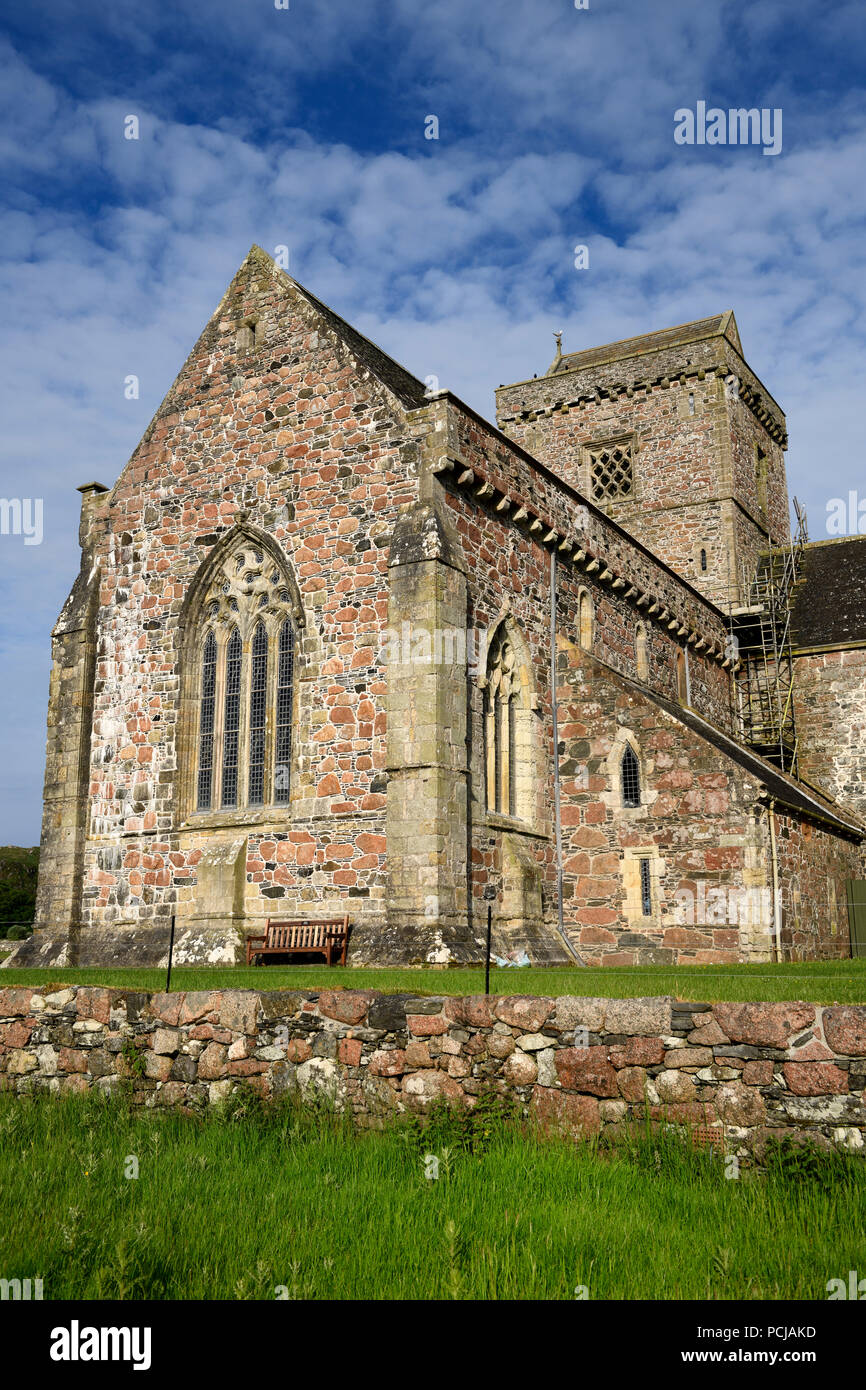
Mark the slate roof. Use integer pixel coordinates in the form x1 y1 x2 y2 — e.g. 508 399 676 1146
790 536 866 650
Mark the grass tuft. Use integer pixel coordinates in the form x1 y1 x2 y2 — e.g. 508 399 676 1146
1 1089 863 1300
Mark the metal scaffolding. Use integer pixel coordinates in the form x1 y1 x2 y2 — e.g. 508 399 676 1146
728 508 807 777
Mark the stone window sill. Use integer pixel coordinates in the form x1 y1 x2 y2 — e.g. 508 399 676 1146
484 813 549 840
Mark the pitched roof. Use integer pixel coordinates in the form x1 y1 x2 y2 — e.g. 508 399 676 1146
546 310 741 376
650 688 864 837
790 536 866 649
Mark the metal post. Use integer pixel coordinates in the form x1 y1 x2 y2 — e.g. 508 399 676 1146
166 914 176 992
484 904 492 996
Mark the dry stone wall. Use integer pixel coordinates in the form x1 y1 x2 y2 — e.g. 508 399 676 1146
2 986 864 1154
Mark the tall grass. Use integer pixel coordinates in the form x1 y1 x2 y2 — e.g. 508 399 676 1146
3 958 866 1002
1 1091 862 1300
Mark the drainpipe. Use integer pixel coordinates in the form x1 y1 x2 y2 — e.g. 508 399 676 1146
550 550 585 965
766 794 781 963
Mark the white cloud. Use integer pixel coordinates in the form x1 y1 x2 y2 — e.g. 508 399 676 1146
1 22 865 839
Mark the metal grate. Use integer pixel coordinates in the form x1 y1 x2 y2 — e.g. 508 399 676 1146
248 623 268 805
640 857 652 917
589 441 633 502
197 630 217 809
621 744 641 807
221 628 242 807
274 620 294 803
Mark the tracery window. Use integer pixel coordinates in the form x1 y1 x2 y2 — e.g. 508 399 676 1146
486 628 518 816
192 540 299 813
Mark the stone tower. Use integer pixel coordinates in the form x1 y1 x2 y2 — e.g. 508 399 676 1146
495 312 790 608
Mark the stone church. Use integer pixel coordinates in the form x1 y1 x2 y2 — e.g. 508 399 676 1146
8 246 866 969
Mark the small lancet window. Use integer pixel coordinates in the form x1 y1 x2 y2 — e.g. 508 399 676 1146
676 649 688 704
635 624 649 681
640 858 652 916
700 548 708 572
621 743 641 808
237 320 257 354
579 590 594 651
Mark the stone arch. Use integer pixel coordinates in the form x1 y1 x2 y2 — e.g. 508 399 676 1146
602 727 655 817
176 524 304 822
480 613 542 828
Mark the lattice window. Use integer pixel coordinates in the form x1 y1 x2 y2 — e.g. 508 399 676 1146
221 628 242 807
588 440 633 502
621 743 641 808
197 630 217 810
274 620 294 804
248 623 268 806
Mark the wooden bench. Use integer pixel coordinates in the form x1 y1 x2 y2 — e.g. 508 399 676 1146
245 914 349 967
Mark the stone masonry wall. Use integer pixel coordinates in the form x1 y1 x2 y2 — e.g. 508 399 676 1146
496 333 788 608
794 647 866 826
774 807 858 961
556 641 862 964
40 250 420 961
2 986 864 1154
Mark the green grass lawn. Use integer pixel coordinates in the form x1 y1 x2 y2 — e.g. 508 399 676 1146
3 958 866 1002
0 1091 862 1300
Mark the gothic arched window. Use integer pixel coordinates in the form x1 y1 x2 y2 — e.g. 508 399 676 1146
484 620 540 824
191 539 299 814
621 743 641 808
486 629 517 815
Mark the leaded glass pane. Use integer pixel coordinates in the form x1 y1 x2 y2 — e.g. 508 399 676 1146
248 623 268 806
221 628 242 807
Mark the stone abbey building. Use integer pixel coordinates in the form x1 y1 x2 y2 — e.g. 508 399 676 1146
9 247 866 969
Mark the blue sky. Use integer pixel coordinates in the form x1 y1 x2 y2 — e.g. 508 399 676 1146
1 0 865 844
